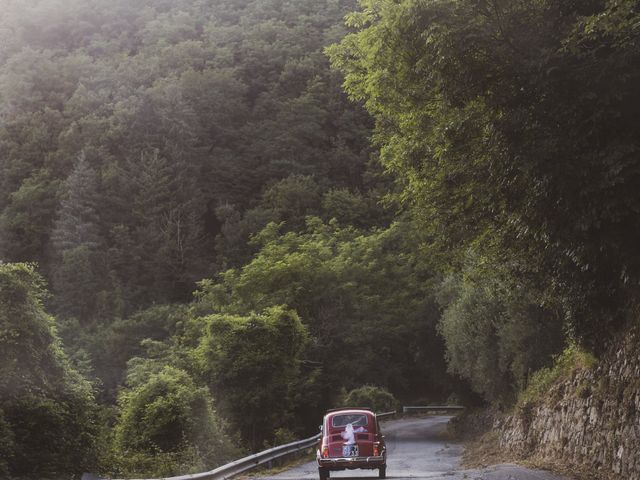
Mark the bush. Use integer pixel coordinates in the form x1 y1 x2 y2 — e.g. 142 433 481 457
113 366 238 478
194 306 308 450
340 386 397 413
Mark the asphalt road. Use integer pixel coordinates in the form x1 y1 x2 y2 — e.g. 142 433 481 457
259 416 569 480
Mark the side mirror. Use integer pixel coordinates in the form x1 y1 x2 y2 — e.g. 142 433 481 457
319 425 323 433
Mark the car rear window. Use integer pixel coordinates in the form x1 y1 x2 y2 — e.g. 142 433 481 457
331 413 368 428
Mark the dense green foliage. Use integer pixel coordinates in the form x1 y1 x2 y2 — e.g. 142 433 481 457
0 263 98 478
329 0 640 344
0 0 398 475
60 304 189 400
196 218 450 403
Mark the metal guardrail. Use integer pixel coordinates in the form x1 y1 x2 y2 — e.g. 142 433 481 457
402 405 465 413
374 410 396 419
112 410 398 480
143 434 321 480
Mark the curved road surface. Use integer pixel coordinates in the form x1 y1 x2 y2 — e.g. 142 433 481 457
259 416 569 480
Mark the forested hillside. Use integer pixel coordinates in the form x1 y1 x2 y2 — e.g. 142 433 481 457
1 0 638 478
0 0 376 316
0 0 449 477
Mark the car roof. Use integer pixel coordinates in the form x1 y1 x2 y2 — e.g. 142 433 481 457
324 408 375 417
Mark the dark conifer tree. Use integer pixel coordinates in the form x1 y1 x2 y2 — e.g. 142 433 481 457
51 153 106 321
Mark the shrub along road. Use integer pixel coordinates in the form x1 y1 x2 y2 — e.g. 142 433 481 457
259 416 568 480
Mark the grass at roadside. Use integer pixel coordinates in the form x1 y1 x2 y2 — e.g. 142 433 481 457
516 344 597 409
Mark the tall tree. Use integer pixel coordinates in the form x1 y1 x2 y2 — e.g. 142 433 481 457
52 152 101 252
128 150 207 304
329 0 640 345
51 153 107 321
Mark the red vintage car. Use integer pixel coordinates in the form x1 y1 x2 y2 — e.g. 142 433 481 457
316 408 387 479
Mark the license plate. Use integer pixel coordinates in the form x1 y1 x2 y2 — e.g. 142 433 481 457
342 444 359 457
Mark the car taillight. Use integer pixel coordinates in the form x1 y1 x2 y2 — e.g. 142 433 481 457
322 446 329 458
373 444 379 456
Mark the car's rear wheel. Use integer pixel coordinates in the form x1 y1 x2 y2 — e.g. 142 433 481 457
318 467 330 480
378 465 386 478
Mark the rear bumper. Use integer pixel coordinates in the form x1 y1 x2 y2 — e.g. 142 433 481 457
318 455 385 470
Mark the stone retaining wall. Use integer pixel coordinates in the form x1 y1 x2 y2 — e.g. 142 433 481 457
497 328 640 479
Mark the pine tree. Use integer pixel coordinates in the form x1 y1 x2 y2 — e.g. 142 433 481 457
52 152 101 252
51 152 105 321
129 150 207 303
